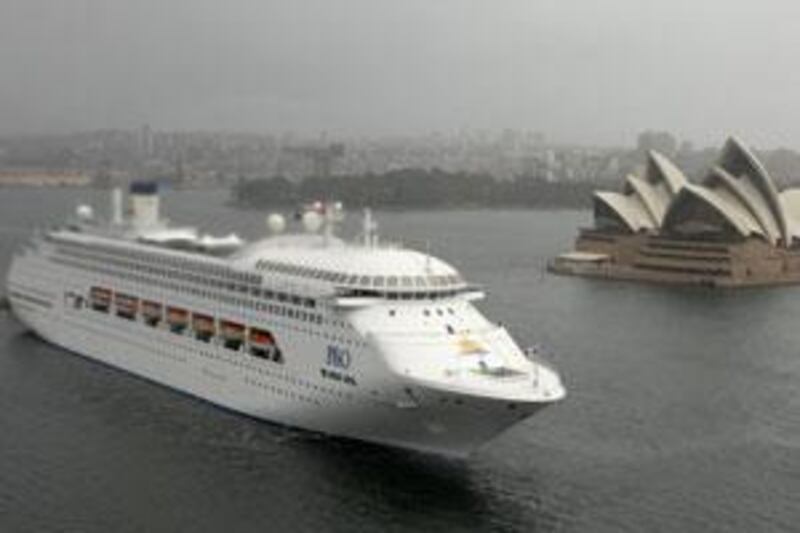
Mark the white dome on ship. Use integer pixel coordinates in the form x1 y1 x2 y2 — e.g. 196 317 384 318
233 234 466 291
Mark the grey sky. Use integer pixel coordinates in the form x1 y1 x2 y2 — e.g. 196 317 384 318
2 0 800 147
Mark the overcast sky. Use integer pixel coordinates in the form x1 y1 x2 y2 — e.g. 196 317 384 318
2 0 800 147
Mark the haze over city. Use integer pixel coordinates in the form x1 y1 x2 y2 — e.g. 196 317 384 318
3 0 800 148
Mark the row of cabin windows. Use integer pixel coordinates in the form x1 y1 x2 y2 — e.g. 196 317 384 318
340 288 465 300
51 235 260 287
52 257 325 327
54 247 317 309
388 307 456 317
255 259 463 289
56 243 260 295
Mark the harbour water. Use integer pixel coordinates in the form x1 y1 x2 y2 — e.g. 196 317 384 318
0 188 797 532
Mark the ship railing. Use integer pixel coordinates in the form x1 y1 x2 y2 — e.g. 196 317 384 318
523 343 559 387
371 324 499 340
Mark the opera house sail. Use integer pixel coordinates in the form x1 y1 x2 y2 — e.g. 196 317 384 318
551 137 800 287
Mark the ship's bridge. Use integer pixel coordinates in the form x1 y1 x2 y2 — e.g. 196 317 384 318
232 234 470 297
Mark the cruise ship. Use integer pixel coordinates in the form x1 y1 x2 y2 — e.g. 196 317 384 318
6 184 565 456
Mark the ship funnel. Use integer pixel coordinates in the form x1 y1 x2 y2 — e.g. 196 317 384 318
129 181 160 229
111 187 123 225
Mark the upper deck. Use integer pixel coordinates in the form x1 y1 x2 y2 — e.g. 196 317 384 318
39 187 477 304
234 234 468 296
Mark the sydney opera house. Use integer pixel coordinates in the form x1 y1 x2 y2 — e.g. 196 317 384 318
550 137 800 287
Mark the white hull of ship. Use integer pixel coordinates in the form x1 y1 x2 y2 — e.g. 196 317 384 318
8 259 546 457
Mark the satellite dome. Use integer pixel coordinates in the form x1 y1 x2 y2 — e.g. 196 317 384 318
267 213 286 234
76 204 94 221
302 210 323 233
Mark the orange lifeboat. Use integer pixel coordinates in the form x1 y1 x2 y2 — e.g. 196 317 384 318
166 306 188 333
192 313 215 342
221 320 245 350
249 327 275 346
115 293 138 320
142 300 163 326
249 328 282 362
89 286 112 312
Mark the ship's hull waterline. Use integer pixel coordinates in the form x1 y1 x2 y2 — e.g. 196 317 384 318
9 291 547 456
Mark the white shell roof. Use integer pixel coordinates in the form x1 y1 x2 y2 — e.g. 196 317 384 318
648 151 688 195
666 183 765 238
664 137 794 245
704 166 781 244
717 136 788 244
595 150 687 233
594 137 800 247
624 174 665 224
594 191 656 231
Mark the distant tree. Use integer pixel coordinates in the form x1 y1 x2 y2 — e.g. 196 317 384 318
232 168 596 210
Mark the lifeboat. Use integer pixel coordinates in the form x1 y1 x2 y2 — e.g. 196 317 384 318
142 300 163 326
192 313 215 342
115 293 138 320
221 320 245 350
89 286 112 312
249 328 282 362
166 306 188 333
249 327 274 345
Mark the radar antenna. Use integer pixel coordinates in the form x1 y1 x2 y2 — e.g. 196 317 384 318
424 240 432 272
362 208 379 247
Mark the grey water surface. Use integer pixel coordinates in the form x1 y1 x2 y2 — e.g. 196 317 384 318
0 188 797 532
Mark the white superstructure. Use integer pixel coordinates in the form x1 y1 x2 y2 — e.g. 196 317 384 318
6 185 565 456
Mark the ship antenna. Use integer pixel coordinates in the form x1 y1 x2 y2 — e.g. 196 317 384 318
110 187 123 226
323 204 332 246
323 201 345 246
363 208 378 247
425 240 432 272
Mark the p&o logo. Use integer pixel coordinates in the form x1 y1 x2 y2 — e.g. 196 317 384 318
326 345 352 370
